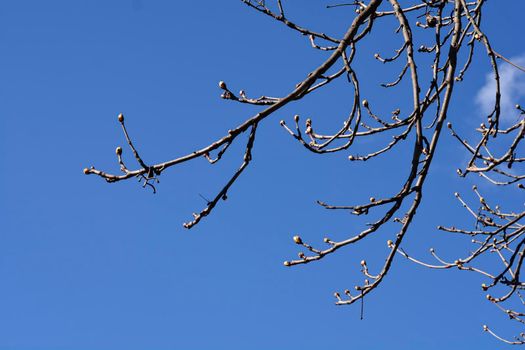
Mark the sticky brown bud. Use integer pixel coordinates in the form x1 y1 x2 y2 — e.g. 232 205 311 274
83 168 90 175
387 240 394 247
293 235 303 245
283 261 290 266
360 260 366 266
481 283 488 291
426 15 437 27
218 81 227 89
362 99 369 108
369 197 375 203
118 113 124 122
116 146 122 155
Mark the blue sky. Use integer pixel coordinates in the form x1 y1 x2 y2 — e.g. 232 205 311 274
1 1 524 349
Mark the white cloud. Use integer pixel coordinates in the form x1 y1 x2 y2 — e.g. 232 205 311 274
475 54 525 121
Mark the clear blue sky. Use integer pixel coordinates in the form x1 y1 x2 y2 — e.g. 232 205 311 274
1 1 524 349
